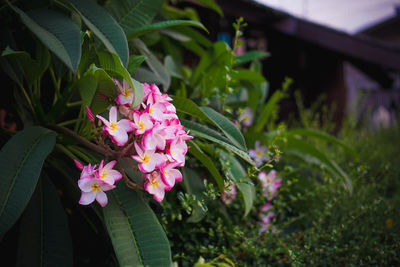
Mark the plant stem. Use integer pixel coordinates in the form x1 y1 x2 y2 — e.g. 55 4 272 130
67 101 82 107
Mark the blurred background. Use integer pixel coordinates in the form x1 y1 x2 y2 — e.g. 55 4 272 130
182 0 400 129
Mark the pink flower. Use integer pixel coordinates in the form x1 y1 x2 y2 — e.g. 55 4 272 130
259 211 275 233
96 106 134 146
142 123 166 151
146 95 165 122
221 182 237 205
249 141 269 167
144 170 168 202
80 163 97 179
114 79 134 106
166 139 188 166
131 142 166 173
258 170 282 200
238 108 253 127
132 112 153 135
78 177 115 207
160 163 182 190
96 160 122 185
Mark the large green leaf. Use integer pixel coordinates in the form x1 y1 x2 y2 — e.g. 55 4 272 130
127 20 207 38
65 0 129 66
17 175 73 267
200 107 247 151
0 126 56 236
78 64 117 115
172 96 213 124
10 5 81 73
284 136 352 192
188 140 224 191
219 153 254 217
106 0 164 36
287 128 357 156
127 55 147 75
183 168 207 223
97 51 144 108
181 120 255 166
104 183 172 267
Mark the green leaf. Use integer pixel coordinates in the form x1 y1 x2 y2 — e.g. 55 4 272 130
104 183 172 267
65 0 129 66
133 67 163 84
127 20 207 38
219 152 254 217
188 0 223 16
17 175 73 267
235 51 269 65
106 0 164 36
284 136 352 192
254 90 285 132
77 64 117 115
200 107 247 151
127 55 147 75
132 38 170 90
183 168 207 223
0 126 56 236
172 96 213 124
181 119 255 166
230 69 266 85
97 51 144 108
287 128 357 156
10 5 81 73
188 140 224 191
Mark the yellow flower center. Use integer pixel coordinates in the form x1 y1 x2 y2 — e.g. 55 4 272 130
138 121 145 131
150 177 158 187
109 122 118 131
149 107 154 114
90 182 101 192
243 115 249 121
100 170 107 179
142 154 150 164
122 88 131 97
256 150 262 157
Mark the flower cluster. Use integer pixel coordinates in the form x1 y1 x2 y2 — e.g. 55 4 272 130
75 160 121 207
249 140 269 167
76 80 192 206
258 170 281 233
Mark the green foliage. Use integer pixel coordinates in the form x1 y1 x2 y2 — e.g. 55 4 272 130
0 127 55 236
104 183 172 267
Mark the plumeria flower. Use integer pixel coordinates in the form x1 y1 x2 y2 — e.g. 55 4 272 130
160 163 183 190
74 160 97 179
144 170 168 202
114 79 134 106
96 160 122 185
142 123 166 151
146 95 165 122
131 142 166 173
221 182 237 205
78 177 115 207
96 106 134 146
249 141 269 167
238 108 253 127
166 139 188 166
132 112 153 135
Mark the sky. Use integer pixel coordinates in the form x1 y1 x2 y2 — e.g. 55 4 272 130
255 0 400 34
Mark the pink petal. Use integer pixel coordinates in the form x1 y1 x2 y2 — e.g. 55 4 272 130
96 115 109 126
109 106 118 123
78 178 94 192
79 191 96 205
95 191 108 207
104 160 117 170
118 119 134 132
